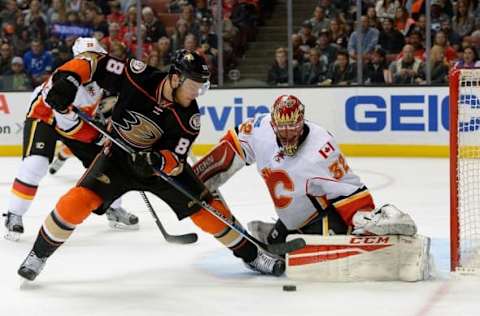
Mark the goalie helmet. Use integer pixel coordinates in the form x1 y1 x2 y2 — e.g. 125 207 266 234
270 95 305 156
72 37 107 56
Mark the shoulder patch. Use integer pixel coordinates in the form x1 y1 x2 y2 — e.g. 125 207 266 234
189 113 201 131
130 59 147 74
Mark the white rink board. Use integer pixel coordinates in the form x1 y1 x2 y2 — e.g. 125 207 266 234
0 86 450 149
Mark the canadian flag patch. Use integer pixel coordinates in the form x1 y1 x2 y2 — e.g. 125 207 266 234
319 141 335 159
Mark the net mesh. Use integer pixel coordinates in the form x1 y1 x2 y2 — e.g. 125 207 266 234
456 69 480 272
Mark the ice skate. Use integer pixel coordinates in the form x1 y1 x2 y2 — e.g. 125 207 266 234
3 212 24 241
18 250 47 281
49 156 67 175
244 250 285 276
106 207 139 230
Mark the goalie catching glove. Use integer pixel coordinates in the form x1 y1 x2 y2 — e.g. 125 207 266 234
352 204 417 236
132 150 183 177
45 72 81 113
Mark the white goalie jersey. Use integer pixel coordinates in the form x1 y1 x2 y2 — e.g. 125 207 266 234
235 114 375 230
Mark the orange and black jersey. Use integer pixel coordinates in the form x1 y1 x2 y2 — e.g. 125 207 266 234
52 52 200 161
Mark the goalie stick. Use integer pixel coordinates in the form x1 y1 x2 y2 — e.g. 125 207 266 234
73 107 305 255
72 108 198 245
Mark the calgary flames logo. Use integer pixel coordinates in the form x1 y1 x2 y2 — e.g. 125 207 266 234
261 168 294 209
112 111 163 148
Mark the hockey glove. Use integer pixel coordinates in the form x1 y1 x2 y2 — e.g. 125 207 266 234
133 150 183 177
352 204 417 236
45 72 81 113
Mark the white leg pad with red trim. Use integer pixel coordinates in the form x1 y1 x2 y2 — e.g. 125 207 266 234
192 138 246 191
286 234 432 282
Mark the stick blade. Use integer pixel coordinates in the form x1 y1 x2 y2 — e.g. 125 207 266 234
166 233 198 244
266 238 306 255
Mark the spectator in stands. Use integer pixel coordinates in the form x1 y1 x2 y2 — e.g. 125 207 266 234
184 33 198 51
0 56 32 90
142 6 167 43
366 5 381 30
298 47 328 85
375 0 400 20
406 31 425 61
347 15 379 61
198 16 218 56
101 22 123 51
169 0 192 14
378 17 405 58
292 33 306 64
25 0 47 40
84 3 109 40
452 0 475 39
156 36 172 72
299 21 317 49
128 25 153 60
408 14 426 40
146 50 161 68
65 0 82 13
440 18 461 50
107 1 125 25
453 46 480 68
364 47 391 84
52 44 72 69
318 0 338 19
315 29 337 65
307 6 330 36
321 50 356 85
389 44 424 84
11 14 30 57
230 0 258 42
181 4 200 37
23 39 53 86
328 18 347 49
47 0 66 25
171 18 190 51
394 7 415 36
430 0 449 32
109 40 127 60
0 0 18 26
433 30 456 64
121 6 138 47
267 47 290 85
0 42 13 74
416 45 449 84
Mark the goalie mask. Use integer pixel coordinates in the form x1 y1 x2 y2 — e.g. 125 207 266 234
271 95 305 156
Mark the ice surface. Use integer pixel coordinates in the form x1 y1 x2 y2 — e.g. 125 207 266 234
0 156 479 316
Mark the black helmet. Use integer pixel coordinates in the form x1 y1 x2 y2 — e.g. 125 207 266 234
170 49 210 83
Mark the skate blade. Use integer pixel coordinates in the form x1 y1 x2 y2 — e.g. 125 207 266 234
108 221 140 231
4 231 21 242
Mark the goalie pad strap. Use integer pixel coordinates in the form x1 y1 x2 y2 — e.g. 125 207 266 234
192 130 246 190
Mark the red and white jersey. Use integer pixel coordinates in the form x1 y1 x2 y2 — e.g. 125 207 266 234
27 76 103 143
237 114 374 230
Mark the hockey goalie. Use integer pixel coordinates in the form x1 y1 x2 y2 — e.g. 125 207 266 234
193 95 432 282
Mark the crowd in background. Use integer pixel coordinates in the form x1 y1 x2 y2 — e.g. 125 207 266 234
0 0 269 90
0 0 479 90
268 0 480 85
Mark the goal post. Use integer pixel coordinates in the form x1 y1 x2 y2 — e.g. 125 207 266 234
449 68 480 274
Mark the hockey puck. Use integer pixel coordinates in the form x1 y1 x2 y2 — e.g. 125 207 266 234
282 285 297 292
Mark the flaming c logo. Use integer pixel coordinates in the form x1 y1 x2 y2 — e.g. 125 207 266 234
261 168 294 209
113 111 163 148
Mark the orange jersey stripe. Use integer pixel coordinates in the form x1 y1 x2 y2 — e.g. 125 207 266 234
55 120 99 143
333 190 375 225
27 96 54 124
58 59 91 83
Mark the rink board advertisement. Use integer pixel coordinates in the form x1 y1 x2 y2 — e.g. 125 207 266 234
0 86 450 157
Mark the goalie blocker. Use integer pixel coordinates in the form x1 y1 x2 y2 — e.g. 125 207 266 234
286 234 432 282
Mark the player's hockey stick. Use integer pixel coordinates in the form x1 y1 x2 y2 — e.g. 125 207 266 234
73 108 305 255
72 107 198 245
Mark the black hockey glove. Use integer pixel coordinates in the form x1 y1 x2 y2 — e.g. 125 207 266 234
131 150 183 177
45 72 80 113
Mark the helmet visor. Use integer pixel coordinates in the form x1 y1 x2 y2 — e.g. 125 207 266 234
182 78 210 98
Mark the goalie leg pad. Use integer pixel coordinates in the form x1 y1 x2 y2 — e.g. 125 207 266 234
286 234 432 282
192 130 245 191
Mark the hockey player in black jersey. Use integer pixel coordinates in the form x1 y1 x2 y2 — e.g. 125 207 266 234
18 49 285 281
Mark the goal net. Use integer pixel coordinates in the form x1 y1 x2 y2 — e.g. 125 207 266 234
450 68 480 274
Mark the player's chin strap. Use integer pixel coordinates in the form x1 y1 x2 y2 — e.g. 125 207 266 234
71 107 198 245
72 107 306 256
